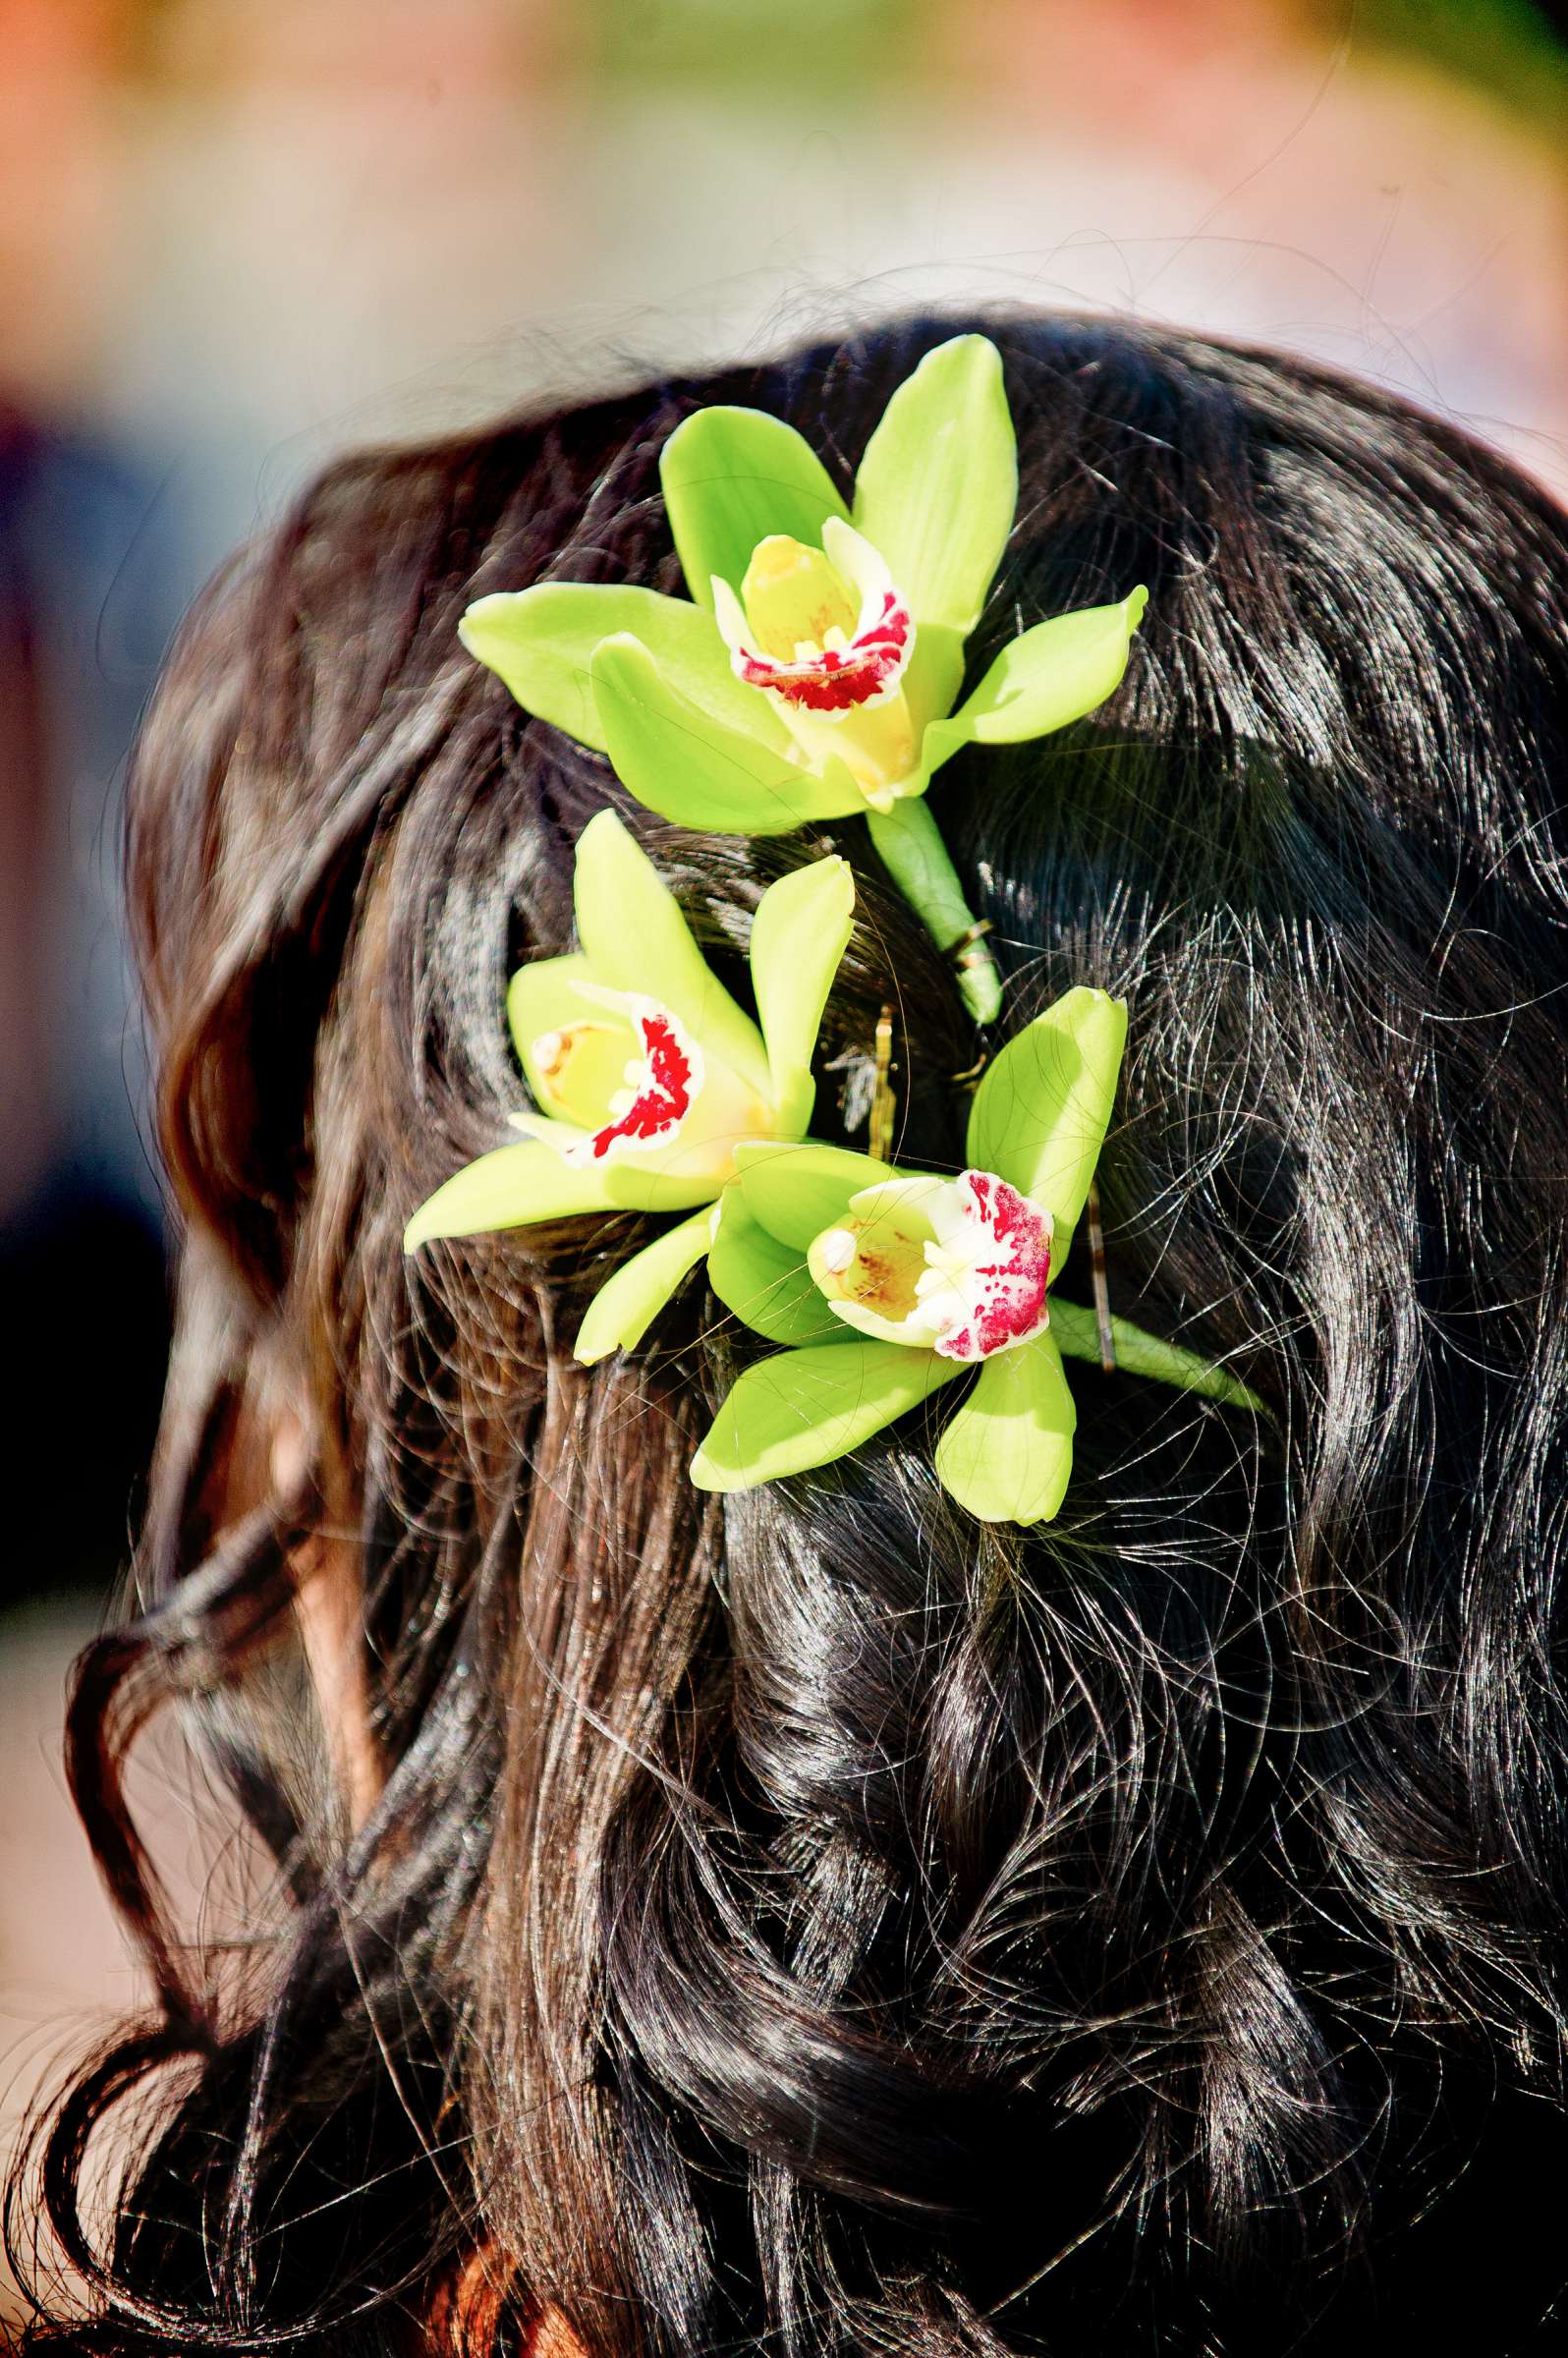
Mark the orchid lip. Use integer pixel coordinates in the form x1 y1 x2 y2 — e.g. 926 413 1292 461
730 586 912 713
713 517 915 721
809 1169 1054 1363
543 997 704 1167
519 979 780 1189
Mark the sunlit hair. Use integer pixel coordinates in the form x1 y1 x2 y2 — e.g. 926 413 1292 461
13 312 1568 2356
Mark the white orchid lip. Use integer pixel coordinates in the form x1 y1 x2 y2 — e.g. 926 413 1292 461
543 997 704 1165
712 516 914 717
809 1169 1053 1364
521 984 773 1183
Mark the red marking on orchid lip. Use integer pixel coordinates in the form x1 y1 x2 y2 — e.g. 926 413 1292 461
588 1010 696 1160
735 588 913 713
936 1171 1053 1363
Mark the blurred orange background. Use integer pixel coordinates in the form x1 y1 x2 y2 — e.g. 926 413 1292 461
1 0 1564 2325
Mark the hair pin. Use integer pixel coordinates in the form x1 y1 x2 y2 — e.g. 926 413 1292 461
1086 1180 1117 1373
868 1005 897 1164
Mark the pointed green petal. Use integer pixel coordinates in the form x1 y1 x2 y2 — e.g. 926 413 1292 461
590 635 865 837
749 856 855 1138
404 1142 617 1251
708 1190 849 1346
903 621 969 739
503 1122 741 1214
603 1165 738 1214
932 1332 1077 1526
851 335 1017 635
572 808 772 1103
924 589 1148 775
574 1207 713 1365
1048 1298 1264 1412
660 406 849 610
691 1337 960 1492
459 584 790 755
733 1139 894 1253
967 988 1127 1257
507 954 635 1125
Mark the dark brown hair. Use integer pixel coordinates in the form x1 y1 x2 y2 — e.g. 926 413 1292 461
14 311 1568 2356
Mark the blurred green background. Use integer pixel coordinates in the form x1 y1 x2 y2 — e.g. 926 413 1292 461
1 0 1564 2323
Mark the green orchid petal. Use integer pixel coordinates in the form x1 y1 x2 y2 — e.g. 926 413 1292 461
733 1139 895 1253
605 1164 745 1214
574 1207 713 1366
931 1331 1077 1526
506 954 635 1125
505 1111 728 1214
748 856 856 1138
660 405 849 610
691 1336 961 1493
924 588 1148 776
590 635 866 837
851 335 1017 636
572 808 772 1104
708 1190 850 1347
1048 1299 1263 1412
458 584 791 757
404 1141 617 1252
966 988 1127 1259
903 621 969 740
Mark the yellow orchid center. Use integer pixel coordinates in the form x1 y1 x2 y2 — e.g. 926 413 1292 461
531 1019 637 1131
710 515 918 809
808 1170 1054 1364
740 536 860 662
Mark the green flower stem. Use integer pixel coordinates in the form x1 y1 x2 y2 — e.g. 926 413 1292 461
1049 1299 1263 1413
866 800 1001 1025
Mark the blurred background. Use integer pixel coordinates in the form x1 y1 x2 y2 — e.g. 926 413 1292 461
1 0 1565 2323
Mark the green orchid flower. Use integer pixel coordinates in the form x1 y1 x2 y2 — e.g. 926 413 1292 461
691 986 1260 1526
457 334 1147 1026
404 809 855 1365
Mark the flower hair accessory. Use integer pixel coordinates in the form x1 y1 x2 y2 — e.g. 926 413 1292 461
406 336 1260 1525
459 334 1146 1024
693 989 1257 1525
405 809 854 1364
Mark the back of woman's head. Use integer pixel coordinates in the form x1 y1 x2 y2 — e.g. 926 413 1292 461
20 310 1568 2357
